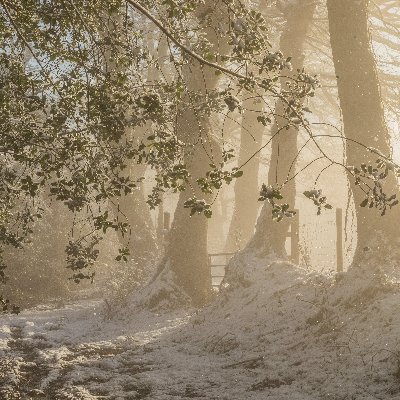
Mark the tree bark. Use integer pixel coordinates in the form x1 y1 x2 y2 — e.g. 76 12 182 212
248 0 316 259
225 96 264 252
153 2 229 307
327 0 400 266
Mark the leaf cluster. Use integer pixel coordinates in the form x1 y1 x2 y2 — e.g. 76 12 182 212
303 189 333 215
258 184 296 222
350 159 399 216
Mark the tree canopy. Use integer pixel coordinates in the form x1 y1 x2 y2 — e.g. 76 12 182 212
1 0 399 309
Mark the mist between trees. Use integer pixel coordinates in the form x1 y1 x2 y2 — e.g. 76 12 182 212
2 1 400 399
0 0 399 312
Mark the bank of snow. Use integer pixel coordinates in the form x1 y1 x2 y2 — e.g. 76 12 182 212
1 255 400 399
175 254 400 399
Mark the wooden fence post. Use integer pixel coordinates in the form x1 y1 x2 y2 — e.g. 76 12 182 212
336 208 343 272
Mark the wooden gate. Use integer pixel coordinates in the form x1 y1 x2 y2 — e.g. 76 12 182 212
209 252 235 288
209 208 344 288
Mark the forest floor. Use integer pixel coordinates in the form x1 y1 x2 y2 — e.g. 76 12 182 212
1 258 400 400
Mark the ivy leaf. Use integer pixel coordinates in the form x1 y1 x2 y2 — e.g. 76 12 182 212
232 170 243 178
360 198 369 208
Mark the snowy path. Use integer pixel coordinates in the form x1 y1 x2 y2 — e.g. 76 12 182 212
0 300 271 400
1 261 400 399
0 300 192 399
0 299 283 400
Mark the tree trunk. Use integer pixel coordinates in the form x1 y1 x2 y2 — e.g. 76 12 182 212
327 0 400 266
146 3 230 307
225 96 264 252
167 68 225 305
208 193 227 253
152 109 215 307
247 0 316 259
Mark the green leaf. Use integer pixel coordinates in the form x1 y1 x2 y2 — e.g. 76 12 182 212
204 209 212 218
233 170 243 178
360 198 369 207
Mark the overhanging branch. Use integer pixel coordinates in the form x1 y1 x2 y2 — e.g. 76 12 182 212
125 0 246 80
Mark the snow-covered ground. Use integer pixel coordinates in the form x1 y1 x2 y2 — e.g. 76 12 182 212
1 258 400 399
